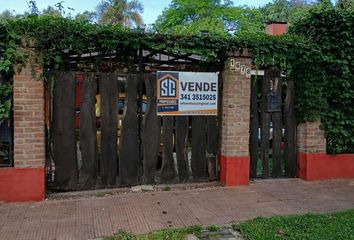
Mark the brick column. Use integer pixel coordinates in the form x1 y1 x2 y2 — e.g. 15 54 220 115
297 120 354 180
297 121 326 154
0 50 45 202
220 49 252 186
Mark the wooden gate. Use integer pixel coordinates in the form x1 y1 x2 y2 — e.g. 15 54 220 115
249 69 297 179
47 71 219 190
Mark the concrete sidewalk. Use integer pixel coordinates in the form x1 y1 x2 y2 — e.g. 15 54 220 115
0 179 353 240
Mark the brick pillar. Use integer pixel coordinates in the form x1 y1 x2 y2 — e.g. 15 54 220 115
220 49 252 186
265 22 288 35
0 50 45 202
297 121 326 154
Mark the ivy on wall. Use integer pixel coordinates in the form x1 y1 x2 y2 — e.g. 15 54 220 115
0 9 353 153
0 15 307 122
290 5 354 153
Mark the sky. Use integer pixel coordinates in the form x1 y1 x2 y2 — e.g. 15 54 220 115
0 0 272 25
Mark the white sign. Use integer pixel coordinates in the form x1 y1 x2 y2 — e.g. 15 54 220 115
157 71 218 115
235 62 241 72
246 67 251 78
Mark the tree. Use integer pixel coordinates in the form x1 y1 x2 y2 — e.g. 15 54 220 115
154 0 263 36
96 0 144 28
42 6 61 17
260 0 315 25
336 0 354 10
27 0 40 15
261 0 291 22
75 11 97 23
0 10 16 21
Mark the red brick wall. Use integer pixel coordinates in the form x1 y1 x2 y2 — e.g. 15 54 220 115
13 64 45 168
297 121 326 153
297 120 354 181
0 52 45 202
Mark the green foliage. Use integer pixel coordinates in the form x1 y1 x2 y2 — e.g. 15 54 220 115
260 0 314 24
0 6 352 153
106 225 202 240
0 10 16 22
154 0 264 36
233 209 354 240
96 0 144 28
336 0 354 10
75 11 97 23
206 224 220 231
41 6 62 17
290 4 354 153
0 14 305 67
0 82 12 125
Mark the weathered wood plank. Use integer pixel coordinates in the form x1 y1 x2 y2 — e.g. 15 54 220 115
191 116 207 180
160 116 176 182
249 77 259 179
120 74 140 186
261 71 271 178
284 78 297 177
142 74 161 184
175 116 189 182
52 71 78 190
100 73 118 186
272 77 283 178
79 73 97 189
207 116 218 180
207 116 218 154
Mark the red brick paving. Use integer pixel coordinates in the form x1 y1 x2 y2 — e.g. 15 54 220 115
0 179 353 240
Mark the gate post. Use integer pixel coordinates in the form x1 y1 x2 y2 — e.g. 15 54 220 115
220 48 252 186
0 49 45 202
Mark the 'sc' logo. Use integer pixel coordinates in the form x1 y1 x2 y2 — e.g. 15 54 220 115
158 74 179 99
160 77 176 97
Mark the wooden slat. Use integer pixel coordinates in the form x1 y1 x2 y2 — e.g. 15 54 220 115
284 78 297 177
160 116 176 182
52 71 78 190
249 77 259 178
272 77 283 178
120 74 140 186
207 116 218 154
142 74 161 184
175 116 189 182
207 116 218 180
79 73 97 188
191 116 207 180
100 73 118 186
261 71 271 178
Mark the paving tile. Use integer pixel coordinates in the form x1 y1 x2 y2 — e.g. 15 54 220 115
0 179 353 239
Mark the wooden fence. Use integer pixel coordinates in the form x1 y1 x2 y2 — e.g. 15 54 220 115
47 72 219 190
249 69 297 178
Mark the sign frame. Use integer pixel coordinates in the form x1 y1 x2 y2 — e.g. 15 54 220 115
157 71 219 116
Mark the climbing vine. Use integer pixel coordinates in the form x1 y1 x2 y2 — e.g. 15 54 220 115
290 5 354 153
0 8 353 153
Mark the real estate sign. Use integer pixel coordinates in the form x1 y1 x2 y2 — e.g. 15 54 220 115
157 71 218 115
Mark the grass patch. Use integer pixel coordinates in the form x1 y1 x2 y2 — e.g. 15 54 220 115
232 210 354 240
162 186 171 191
105 225 202 240
94 192 108 197
206 224 220 232
105 210 354 240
